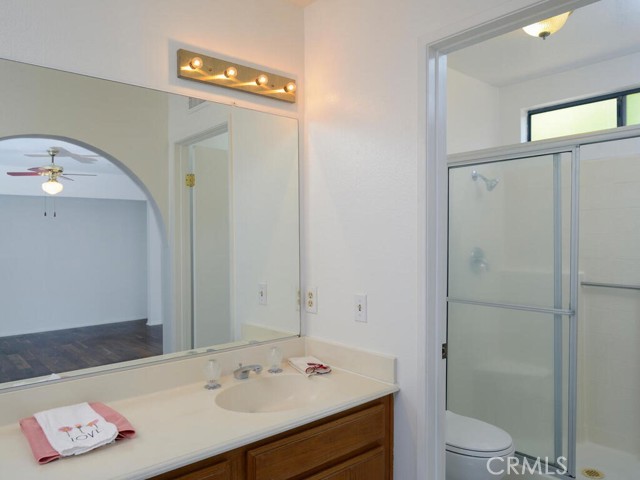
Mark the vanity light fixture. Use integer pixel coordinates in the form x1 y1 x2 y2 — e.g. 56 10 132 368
223 66 238 78
42 178 64 195
523 11 572 39
177 49 297 103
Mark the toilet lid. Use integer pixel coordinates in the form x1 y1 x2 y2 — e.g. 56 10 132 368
445 411 514 457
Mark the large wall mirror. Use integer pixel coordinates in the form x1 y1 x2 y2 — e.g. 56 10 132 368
0 58 300 390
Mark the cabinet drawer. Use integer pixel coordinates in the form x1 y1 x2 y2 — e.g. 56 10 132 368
174 461 231 480
247 404 386 480
304 447 386 480
150 455 240 480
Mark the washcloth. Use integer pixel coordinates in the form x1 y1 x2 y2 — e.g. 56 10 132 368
288 356 332 376
20 402 135 464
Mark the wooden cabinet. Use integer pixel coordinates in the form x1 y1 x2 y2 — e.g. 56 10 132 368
151 395 393 480
304 447 385 480
150 451 243 480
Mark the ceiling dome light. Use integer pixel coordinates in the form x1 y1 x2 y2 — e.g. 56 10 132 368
256 74 269 86
523 11 572 39
42 179 63 195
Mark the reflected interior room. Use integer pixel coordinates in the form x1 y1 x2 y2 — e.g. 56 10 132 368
0 60 300 385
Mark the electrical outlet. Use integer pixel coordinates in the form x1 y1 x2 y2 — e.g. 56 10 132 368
305 287 318 314
258 283 267 305
355 294 367 323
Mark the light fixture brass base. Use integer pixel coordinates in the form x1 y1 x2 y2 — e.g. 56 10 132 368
177 49 296 103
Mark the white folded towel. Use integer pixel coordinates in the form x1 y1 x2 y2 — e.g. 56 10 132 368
288 356 332 376
34 402 118 457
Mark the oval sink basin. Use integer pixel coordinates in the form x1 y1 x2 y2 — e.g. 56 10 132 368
215 374 331 413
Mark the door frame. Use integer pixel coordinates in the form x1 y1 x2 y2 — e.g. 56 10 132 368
419 1 600 478
173 123 230 351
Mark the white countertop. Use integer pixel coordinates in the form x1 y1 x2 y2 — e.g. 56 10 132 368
0 365 398 479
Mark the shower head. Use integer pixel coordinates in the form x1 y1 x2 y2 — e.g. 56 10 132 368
471 170 499 191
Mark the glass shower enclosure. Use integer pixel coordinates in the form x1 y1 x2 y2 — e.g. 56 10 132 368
447 131 640 479
448 150 575 474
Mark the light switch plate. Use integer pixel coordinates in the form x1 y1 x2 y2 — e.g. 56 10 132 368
355 294 367 323
258 283 268 305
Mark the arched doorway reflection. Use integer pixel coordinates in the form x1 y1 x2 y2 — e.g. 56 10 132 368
0 135 166 385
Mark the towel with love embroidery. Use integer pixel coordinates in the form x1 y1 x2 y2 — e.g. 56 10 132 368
33 402 118 457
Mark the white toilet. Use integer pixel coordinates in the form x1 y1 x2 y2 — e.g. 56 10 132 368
446 410 515 480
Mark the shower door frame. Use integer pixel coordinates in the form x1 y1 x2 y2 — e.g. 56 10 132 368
446 124 640 479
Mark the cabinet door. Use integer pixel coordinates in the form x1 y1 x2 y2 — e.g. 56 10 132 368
305 447 386 480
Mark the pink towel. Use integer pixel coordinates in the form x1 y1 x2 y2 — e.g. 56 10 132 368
20 402 136 464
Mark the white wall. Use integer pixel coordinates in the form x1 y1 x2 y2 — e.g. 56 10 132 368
0 0 304 117
0 195 147 336
231 108 300 338
303 1 545 477
447 68 501 155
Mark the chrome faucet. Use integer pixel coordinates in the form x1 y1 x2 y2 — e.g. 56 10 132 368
233 363 263 380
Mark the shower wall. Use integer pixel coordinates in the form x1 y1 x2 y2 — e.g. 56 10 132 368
579 140 640 457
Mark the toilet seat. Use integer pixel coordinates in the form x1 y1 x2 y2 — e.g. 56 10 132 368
446 411 514 458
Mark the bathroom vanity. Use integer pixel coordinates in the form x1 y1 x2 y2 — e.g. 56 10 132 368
0 338 397 480
151 395 393 479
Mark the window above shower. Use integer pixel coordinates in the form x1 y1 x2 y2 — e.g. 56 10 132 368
528 88 640 142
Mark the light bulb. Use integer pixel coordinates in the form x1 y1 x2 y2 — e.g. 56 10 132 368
284 81 297 94
256 74 269 86
42 179 63 195
224 66 238 78
189 57 204 69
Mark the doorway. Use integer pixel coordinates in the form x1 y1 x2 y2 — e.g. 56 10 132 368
424 0 640 478
176 125 234 350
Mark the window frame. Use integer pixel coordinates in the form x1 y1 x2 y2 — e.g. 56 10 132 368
527 87 640 142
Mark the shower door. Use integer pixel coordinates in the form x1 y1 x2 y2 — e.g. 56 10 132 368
447 151 576 474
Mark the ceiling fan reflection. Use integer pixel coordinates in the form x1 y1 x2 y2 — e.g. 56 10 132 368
6 147 97 195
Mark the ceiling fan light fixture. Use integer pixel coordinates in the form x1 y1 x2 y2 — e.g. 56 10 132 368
523 11 572 39
42 178 63 195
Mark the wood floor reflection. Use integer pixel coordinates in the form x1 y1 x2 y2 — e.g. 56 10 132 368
0 319 163 384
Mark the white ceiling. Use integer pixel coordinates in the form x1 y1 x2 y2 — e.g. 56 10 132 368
0 138 121 175
447 0 640 87
0 137 145 200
